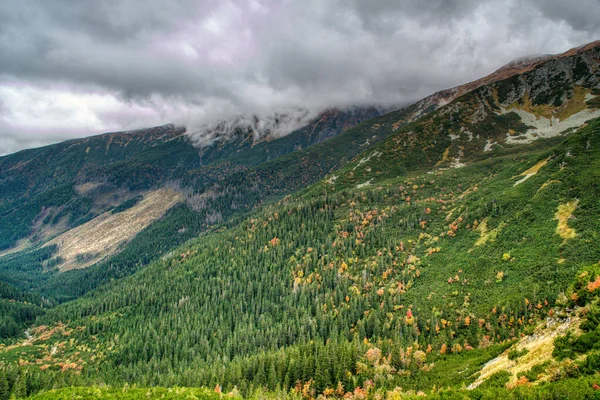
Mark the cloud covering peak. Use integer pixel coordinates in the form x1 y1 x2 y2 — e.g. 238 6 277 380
1 0 599 154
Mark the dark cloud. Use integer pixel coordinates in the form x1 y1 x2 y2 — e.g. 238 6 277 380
0 0 599 154
530 0 600 33
345 0 484 31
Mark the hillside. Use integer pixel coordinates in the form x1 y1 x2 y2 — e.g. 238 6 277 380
0 108 380 253
0 107 381 243
0 107 382 298
3 114 599 400
0 41 599 399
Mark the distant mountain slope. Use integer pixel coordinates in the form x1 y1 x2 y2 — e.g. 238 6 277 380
0 106 381 295
0 124 185 205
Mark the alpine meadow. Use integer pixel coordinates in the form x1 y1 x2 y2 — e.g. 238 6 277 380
1 2 600 399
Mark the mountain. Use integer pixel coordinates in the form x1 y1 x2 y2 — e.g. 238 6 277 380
1 41 600 399
0 106 383 298
408 39 600 120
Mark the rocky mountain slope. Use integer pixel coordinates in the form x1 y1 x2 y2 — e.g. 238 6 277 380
408 40 600 121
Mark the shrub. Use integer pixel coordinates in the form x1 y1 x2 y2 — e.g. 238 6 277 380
517 361 550 382
508 348 529 361
478 371 511 389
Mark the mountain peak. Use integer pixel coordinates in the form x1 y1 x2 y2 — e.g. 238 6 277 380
496 54 552 72
409 39 600 119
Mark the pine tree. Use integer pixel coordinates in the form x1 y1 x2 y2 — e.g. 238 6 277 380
0 373 9 400
10 374 26 400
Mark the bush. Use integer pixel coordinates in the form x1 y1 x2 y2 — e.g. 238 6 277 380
517 361 550 382
568 264 600 307
553 305 600 361
508 348 529 361
478 371 511 389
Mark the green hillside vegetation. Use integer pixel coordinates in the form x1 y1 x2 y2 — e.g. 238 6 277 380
13 375 600 400
0 110 386 303
0 109 395 338
25 387 230 400
0 281 48 339
1 118 599 399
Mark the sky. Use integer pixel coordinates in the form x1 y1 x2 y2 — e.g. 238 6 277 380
1 0 599 155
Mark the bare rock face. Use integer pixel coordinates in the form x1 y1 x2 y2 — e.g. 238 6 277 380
409 41 600 122
496 45 600 107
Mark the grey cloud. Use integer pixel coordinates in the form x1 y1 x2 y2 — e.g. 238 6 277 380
0 121 86 155
530 0 600 33
0 0 599 154
344 0 484 31
0 0 238 99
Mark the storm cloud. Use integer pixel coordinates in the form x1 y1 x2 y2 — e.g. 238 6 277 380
1 0 599 154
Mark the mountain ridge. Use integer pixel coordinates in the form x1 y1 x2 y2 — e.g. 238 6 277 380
408 40 600 120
